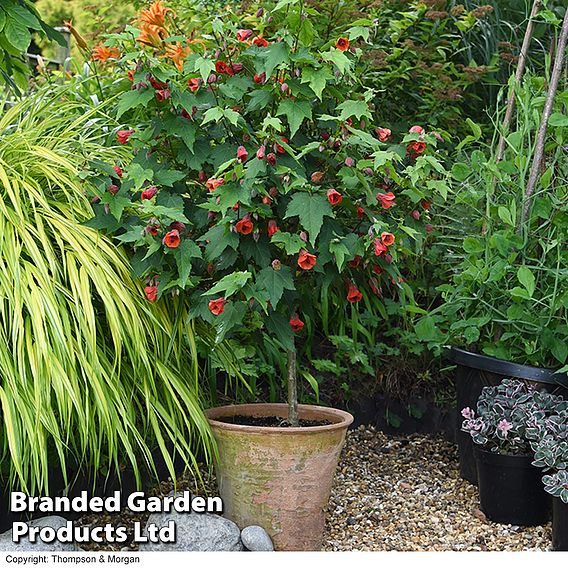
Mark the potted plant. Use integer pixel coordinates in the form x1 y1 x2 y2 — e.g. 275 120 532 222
461 378 557 526
414 26 568 480
528 404 568 550
84 0 450 550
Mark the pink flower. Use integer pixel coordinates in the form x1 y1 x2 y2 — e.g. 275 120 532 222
376 191 396 209
497 419 512 437
409 125 424 135
236 29 253 42
461 407 475 419
237 145 248 162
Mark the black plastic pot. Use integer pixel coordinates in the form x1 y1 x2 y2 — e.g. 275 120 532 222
449 347 568 484
553 497 568 551
474 446 550 526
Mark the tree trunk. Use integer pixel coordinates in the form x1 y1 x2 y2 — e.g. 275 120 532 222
521 7 568 225
287 348 299 427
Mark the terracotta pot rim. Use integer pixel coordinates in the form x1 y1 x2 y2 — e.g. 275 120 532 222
205 403 353 434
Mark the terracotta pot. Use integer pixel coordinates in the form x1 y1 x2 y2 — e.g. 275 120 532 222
205 403 353 551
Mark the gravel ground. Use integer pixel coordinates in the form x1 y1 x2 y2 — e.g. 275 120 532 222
77 426 552 551
323 426 552 551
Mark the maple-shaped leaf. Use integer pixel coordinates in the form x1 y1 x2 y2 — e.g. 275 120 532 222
284 193 334 246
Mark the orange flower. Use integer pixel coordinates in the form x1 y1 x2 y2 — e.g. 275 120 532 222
347 282 362 303
137 23 165 48
208 298 227 316
375 127 392 142
327 188 342 206
336 37 349 51
163 42 190 71
373 239 387 256
267 220 279 238
163 229 181 248
187 78 201 92
408 141 427 155
252 36 269 47
92 44 121 63
235 215 254 235
63 20 88 51
376 191 396 209
298 249 316 270
139 1 176 29
381 232 395 246
206 177 224 192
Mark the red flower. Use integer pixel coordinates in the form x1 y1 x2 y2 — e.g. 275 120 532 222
149 76 167 90
375 127 392 142
236 29 253 42
275 137 287 154
409 125 424 135
215 60 233 75
408 141 426 155
267 220 279 238
376 191 396 209
237 145 248 162
256 146 266 160
141 186 157 200
208 298 227 316
381 232 395 246
348 255 362 268
155 88 171 101
347 282 363 303
267 153 277 166
147 223 160 236
116 129 135 144
235 215 254 235
262 195 271 205
127 69 135 81
113 165 123 177
357 206 365 218
425 224 434 233
252 36 269 47
327 188 342 205
144 285 158 302
336 37 349 51
372 264 383 275
206 177 224 192
253 72 266 84
298 249 317 270
187 78 201 92
289 314 304 333
373 239 387 256
421 199 432 210
163 229 181 248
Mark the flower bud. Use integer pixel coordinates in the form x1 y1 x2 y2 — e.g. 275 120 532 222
300 231 308 242
344 157 354 167
253 230 260 242
256 7 264 17
281 83 288 93
208 74 217 84
272 259 282 271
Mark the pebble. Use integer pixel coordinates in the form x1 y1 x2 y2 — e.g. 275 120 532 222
241 525 274 551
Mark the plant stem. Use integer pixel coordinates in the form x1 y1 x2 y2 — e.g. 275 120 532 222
521 7 568 226
287 347 299 426
494 0 541 168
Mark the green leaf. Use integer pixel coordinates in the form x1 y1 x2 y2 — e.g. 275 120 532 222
552 340 568 364
336 99 370 121
247 90 272 113
223 108 241 126
451 162 472 181
276 99 312 139
271 231 305 254
154 169 185 186
347 26 370 42
4 16 31 51
194 56 215 83
265 311 295 351
285 193 334 246
517 266 535 297
463 237 484 254
116 88 155 118
549 113 568 127
322 49 351 74
0 10 6 33
205 271 252 298
256 266 295 307
301 67 332 100
414 317 444 342
258 42 289 79
498 205 514 226
127 163 154 188
214 301 247 343
174 240 202 288
9 5 42 30
202 107 224 125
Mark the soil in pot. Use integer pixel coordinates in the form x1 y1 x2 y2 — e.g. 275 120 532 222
474 446 550 526
553 497 568 551
205 403 353 551
216 415 331 427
